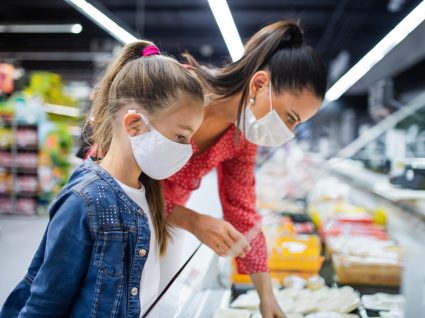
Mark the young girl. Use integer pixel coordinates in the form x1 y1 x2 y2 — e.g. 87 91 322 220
0 40 204 317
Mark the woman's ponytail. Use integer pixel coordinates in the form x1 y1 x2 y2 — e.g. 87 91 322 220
241 20 304 75
182 19 326 132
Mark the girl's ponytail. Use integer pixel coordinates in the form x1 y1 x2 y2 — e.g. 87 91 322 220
139 172 168 255
89 40 155 157
87 40 204 255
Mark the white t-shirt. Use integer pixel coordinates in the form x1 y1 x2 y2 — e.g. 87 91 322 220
115 179 160 317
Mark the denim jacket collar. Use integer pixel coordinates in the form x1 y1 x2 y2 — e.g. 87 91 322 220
83 157 143 215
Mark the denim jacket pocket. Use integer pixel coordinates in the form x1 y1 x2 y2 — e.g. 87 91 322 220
94 231 128 278
92 231 128 318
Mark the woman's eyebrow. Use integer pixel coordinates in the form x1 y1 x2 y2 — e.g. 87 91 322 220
289 109 301 122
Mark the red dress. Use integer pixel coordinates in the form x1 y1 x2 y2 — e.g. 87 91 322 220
163 125 268 274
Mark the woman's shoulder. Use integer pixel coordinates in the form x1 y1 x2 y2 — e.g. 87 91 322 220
221 126 257 158
188 125 257 165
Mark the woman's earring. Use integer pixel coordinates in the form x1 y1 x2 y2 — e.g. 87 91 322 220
249 97 255 106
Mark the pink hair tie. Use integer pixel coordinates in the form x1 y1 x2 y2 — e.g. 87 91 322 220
142 45 160 57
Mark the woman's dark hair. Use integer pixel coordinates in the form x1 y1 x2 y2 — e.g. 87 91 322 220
183 20 327 128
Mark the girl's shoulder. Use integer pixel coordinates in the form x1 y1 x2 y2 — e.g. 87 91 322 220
50 164 111 209
60 159 122 204
51 160 142 229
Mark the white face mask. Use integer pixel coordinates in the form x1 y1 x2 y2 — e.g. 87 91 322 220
128 111 193 180
239 83 295 147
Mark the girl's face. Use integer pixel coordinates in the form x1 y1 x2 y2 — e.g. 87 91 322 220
124 94 204 144
248 71 322 131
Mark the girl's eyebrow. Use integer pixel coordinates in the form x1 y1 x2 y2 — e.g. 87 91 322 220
178 124 194 133
290 109 301 122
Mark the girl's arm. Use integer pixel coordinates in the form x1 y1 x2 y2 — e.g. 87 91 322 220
19 191 93 317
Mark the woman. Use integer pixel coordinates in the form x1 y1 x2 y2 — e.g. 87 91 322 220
163 20 327 318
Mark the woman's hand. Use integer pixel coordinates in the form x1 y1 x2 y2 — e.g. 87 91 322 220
193 214 251 257
251 272 287 318
167 205 250 257
259 295 287 318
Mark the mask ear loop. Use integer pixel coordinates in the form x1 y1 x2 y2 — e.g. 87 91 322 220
128 110 151 133
269 82 273 112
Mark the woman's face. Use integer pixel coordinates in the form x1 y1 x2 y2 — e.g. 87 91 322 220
248 72 323 131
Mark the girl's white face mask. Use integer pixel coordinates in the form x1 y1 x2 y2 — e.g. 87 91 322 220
128 111 193 180
239 83 295 147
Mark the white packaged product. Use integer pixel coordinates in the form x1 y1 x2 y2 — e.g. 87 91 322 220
361 293 405 311
230 291 259 310
304 313 359 318
231 286 360 315
213 308 252 318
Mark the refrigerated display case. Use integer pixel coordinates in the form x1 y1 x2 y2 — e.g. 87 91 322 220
140 170 232 318
322 93 425 317
255 91 425 317
143 92 425 318
143 244 231 318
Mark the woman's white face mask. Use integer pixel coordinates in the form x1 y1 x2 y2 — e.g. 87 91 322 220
239 83 295 147
128 111 193 180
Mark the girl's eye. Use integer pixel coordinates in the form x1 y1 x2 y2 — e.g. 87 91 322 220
176 135 187 144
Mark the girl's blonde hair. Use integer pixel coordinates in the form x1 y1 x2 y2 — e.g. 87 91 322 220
88 40 204 255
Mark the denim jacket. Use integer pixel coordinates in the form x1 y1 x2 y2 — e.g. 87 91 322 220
0 158 151 318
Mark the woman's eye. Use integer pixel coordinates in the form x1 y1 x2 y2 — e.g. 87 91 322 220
287 115 295 124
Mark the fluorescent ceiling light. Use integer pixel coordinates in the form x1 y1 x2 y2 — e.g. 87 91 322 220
325 0 425 102
71 23 83 34
0 24 82 34
65 0 137 44
208 0 244 62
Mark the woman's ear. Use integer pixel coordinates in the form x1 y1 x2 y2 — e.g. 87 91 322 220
248 71 270 98
123 113 147 137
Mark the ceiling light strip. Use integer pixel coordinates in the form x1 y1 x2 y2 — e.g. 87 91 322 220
64 0 137 44
325 0 425 102
0 24 82 34
208 0 244 62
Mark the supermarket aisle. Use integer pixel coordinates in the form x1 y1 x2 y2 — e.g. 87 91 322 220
0 216 48 305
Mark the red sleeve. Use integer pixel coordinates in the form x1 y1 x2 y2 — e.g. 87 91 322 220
217 142 269 274
162 177 193 217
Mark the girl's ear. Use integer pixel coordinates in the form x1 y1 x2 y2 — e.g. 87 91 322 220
123 113 147 137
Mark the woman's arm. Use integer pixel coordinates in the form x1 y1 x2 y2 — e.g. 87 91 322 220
217 142 286 318
166 204 196 232
168 206 285 318
167 204 249 257
250 273 286 318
